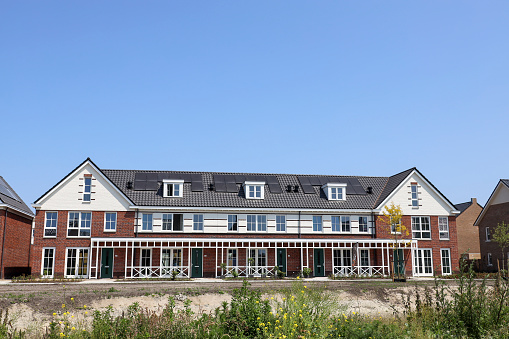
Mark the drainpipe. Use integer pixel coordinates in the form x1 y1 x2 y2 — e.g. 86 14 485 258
298 211 301 239
0 209 8 279
133 208 139 271
371 211 376 239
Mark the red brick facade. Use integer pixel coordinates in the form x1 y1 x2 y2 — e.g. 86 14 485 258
477 201 509 272
0 209 33 278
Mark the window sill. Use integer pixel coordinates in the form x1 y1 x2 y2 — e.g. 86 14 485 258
413 238 432 241
103 230 117 233
439 238 450 241
67 236 91 238
43 236 57 238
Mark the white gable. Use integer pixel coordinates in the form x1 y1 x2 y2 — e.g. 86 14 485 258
377 171 455 216
36 162 131 211
488 183 509 206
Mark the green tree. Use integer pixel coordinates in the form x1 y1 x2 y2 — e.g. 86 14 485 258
492 222 509 272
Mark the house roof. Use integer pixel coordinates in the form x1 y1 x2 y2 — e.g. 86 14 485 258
454 201 472 214
102 168 402 210
0 176 34 218
475 179 509 226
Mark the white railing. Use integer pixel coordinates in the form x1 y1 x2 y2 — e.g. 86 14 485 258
333 266 386 277
218 265 276 277
130 266 189 278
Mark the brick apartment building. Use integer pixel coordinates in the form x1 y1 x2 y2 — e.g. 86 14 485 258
31 159 460 279
454 198 482 261
0 176 34 278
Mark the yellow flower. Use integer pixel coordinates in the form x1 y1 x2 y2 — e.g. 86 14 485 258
304 285 307 288
257 317 260 320
297 276 300 279
85 311 88 315
71 298 74 301
62 304 65 308
71 327 75 331
271 297 274 300
84 305 87 308
53 313 56 316
256 301 259 303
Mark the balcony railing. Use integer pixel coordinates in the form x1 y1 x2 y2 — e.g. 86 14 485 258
333 265 386 277
130 266 189 278
218 265 276 277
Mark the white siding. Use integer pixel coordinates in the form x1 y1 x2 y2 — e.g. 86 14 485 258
490 184 509 205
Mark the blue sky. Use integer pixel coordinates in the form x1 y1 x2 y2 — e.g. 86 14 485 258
1 1 508 208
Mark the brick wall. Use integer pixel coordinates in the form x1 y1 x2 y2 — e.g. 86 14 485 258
456 200 482 256
0 209 32 278
478 201 509 272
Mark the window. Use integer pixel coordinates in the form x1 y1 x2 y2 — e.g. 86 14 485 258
412 216 431 239
162 214 183 231
276 215 286 232
249 249 267 267
360 249 370 267
42 248 55 278
323 183 347 201
247 215 267 232
142 214 153 231
228 215 238 232
332 216 340 232
163 180 183 198
139 249 152 277
414 249 433 275
161 249 182 270
66 248 89 278
244 181 265 199
359 216 368 233
341 216 350 232
439 217 449 239
104 213 116 231
67 212 91 237
411 183 419 207
193 214 204 231
390 215 401 234
487 253 493 266
44 212 58 237
333 249 352 275
227 249 237 266
441 249 451 275
486 227 491 242
83 177 92 202
313 216 323 232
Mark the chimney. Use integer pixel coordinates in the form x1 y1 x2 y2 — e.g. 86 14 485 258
471 198 477 205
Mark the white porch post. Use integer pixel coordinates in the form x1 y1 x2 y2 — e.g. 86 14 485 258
89 239 93 279
124 241 128 279
131 241 135 278
381 243 385 276
95 242 100 279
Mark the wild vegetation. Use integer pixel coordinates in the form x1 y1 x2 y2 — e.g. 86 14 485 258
1 266 509 338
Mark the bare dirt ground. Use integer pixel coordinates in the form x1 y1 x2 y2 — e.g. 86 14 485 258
0 279 455 333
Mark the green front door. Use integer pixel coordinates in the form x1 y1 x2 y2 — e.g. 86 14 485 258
101 248 113 278
394 249 405 276
314 249 325 277
191 248 203 278
277 249 287 276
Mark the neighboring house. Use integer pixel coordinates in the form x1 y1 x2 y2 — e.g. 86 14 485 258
31 158 460 279
0 176 34 278
475 180 509 272
454 198 482 262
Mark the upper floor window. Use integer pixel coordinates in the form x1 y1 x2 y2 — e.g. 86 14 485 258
68 212 91 237
83 176 92 202
163 180 183 198
142 213 153 231
244 182 265 199
44 212 58 237
193 214 204 231
323 183 347 201
276 215 286 232
390 216 401 234
411 183 419 208
104 212 117 231
486 227 491 242
439 217 449 239
332 216 340 232
247 215 267 232
313 216 323 232
163 214 183 231
359 216 368 232
341 216 350 232
412 216 431 239
228 215 238 232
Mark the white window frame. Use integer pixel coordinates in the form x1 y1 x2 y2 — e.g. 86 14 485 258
276 215 286 232
487 253 493 266
333 249 352 268
313 216 323 232
67 212 92 238
438 217 449 240
322 183 347 201
228 249 238 267
163 180 184 198
44 211 58 237
228 215 238 232
359 216 369 233
83 176 92 202
390 215 401 234
65 247 90 278
161 248 182 268
162 213 184 232
440 248 452 275
247 215 267 232
411 183 419 208
414 248 433 276
248 248 267 267
41 247 56 278
193 214 204 231
140 248 152 277
244 181 265 200
486 227 491 242
412 216 431 239
104 212 117 232
360 249 370 267
141 213 153 231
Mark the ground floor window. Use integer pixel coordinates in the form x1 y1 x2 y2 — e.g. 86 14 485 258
441 249 451 275
249 249 267 267
360 249 370 267
140 249 152 277
414 249 433 275
227 249 238 266
66 248 89 278
333 249 352 275
161 249 182 267
42 248 55 278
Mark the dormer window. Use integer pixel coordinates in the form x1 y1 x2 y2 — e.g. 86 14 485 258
244 181 265 199
322 183 347 201
163 180 183 198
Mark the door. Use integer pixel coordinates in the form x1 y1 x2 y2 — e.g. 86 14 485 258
414 249 433 276
394 249 405 276
191 248 203 278
314 249 325 277
101 248 113 278
277 249 286 276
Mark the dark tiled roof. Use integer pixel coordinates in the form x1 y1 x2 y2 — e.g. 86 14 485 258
373 168 415 208
102 169 395 210
501 179 509 189
0 176 34 217
454 201 472 214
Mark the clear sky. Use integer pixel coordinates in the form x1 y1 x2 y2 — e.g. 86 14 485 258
1 1 508 209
